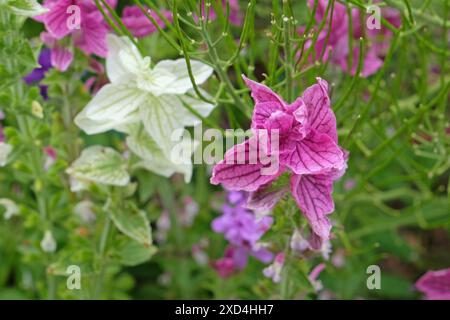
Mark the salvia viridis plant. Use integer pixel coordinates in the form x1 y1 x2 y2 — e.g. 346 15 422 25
0 0 448 300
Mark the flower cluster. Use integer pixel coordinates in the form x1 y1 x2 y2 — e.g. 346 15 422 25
211 76 348 243
299 0 401 77
212 191 273 278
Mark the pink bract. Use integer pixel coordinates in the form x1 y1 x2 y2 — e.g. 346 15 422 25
416 268 450 300
211 76 348 241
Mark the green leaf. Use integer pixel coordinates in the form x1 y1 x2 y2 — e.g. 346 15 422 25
107 200 152 246
5 0 48 17
66 146 130 186
115 237 157 266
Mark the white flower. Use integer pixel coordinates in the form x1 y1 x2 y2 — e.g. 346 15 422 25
0 142 12 166
0 198 19 219
75 35 215 182
40 230 57 253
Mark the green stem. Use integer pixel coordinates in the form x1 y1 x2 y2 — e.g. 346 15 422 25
94 211 112 299
283 0 293 102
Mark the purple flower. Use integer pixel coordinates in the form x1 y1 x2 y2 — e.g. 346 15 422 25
211 76 348 242
416 268 450 300
212 191 272 248
23 48 53 99
121 5 172 38
212 191 273 277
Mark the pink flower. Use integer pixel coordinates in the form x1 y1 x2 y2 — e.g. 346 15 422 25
263 252 285 283
35 0 117 71
84 58 108 94
416 268 450 300
43 146 57 171
121 5 172 38
299 0 400 77
213 246 250 278
309 263 326 291
211 76 348 241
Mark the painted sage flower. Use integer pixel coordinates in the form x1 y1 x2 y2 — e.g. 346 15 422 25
76 34 215 182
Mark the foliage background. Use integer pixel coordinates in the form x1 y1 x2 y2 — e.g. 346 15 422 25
0 0 449 299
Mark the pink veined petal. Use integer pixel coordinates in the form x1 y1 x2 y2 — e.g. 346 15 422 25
210 136 281 192
290 173 334 240
51 47 73 72
73 11 108 57
242 75 287 129
43 0 75 40
416 268 450 300
283 129 345 175
299 77 338 143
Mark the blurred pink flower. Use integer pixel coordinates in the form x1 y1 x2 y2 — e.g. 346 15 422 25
198 0 242 26
309 263 326 291
416 268 450 300
43 146 57 171
121 5 172 38
34 0 118 71
299 0 400 77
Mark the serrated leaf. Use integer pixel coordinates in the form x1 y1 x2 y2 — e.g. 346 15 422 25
66 146 130 186
108 201 152 246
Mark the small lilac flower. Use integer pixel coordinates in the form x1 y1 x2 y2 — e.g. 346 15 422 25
73 200 96 223
212 191 273 277
290 228 310 252
156 210 171 243
263 252 285 283
416 268 450 300
344 179 356 191
121 5 172 38
212 191 273 252
331 248 345 268
192 243 209 266
211 76 348 242
179 196 199 227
